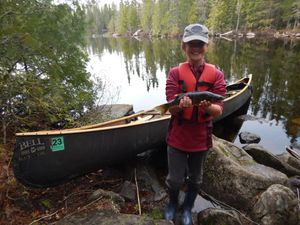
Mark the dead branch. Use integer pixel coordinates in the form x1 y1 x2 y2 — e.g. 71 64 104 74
28 209 60 225
134 168 142 215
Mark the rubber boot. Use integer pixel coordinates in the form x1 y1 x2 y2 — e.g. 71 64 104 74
164 188 179 221
181 190 197 225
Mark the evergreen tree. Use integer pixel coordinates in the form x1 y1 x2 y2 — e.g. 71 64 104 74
169 0 180 36
152 0 162 36
207 0 238 33
140 0 154 34
280 0 300 29
107 3 118 34
127 0 139 34
117 0 128 35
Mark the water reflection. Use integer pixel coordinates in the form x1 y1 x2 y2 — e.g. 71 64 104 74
86 36 300 153
87 37 184 90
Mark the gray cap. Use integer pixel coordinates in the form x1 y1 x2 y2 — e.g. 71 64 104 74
182 24 209 43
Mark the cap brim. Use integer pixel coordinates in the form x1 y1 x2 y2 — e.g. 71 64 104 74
182 35 208 43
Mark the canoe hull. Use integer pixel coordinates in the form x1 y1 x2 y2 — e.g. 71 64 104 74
13 119 169 187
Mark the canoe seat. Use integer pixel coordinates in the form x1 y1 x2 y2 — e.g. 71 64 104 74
225 90 238 98
127 114 155 125
137 115 154 121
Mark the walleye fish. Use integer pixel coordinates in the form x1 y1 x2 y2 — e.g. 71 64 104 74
155 91 224 115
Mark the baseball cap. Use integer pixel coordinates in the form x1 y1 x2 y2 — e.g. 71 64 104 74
182 24 209 43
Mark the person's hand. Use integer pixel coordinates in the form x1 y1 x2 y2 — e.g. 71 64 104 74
179 96 192 108
199 100 212 110
199 101 223 118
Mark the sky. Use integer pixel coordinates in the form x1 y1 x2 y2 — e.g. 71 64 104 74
53 0 121 7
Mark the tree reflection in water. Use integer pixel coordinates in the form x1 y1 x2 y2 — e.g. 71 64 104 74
87 36 300 153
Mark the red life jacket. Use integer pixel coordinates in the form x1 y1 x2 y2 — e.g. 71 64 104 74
178 62 217 122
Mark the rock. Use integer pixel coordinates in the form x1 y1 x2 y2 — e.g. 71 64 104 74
136 164 167 202
88 188 125 213
251 184 299 225
99 104 134 119
243 144 300 176
202 136 288 210
56 210 173 225
239 131 261 144
277 153 300 171
88 188 125 206
246 32 255 38
288 176 300 195
112 33 120 38
119 181 137 202
197 208 242 225
78 104 134 125
133 29 143 37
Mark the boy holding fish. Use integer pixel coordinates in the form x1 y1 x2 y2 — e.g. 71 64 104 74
163 23 226 225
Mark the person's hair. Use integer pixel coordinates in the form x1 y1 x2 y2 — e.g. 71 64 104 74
181 42 186 51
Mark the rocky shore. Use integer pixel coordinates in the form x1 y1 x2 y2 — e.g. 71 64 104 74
56 135 300 225
54 105 300 225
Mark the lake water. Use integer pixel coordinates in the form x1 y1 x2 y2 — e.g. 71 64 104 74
86 36 300 155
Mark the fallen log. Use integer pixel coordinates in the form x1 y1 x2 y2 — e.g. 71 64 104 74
220 30 233 36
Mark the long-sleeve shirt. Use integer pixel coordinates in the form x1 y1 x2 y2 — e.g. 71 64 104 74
166 63 226 152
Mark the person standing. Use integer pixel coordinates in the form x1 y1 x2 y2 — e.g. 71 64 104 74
164 23 226 225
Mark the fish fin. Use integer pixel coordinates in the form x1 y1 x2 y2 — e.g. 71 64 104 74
154 104 168 115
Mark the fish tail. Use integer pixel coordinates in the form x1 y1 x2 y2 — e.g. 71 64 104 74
154 104 169 115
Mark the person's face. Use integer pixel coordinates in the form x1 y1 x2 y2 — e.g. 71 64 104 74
182 40 208 64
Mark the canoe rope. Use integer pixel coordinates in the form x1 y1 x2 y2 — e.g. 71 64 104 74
134 168 142 215
198 189 260 225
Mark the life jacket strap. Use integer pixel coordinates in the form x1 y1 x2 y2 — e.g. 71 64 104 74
178 80 187 93
196 81 213 89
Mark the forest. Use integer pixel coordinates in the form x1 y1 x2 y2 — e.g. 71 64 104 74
0 0 100 144
85 0 300 37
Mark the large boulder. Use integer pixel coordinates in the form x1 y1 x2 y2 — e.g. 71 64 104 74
100 104 134 118
243 144 300 177
202 136 289 210
197 208 242 225
251 184 299 225
277 153 300 171
56 210 173 225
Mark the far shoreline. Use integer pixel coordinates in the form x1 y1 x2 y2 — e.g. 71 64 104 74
97 28 300 41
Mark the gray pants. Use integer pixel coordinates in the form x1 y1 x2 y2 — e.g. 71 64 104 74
166 146 209 191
